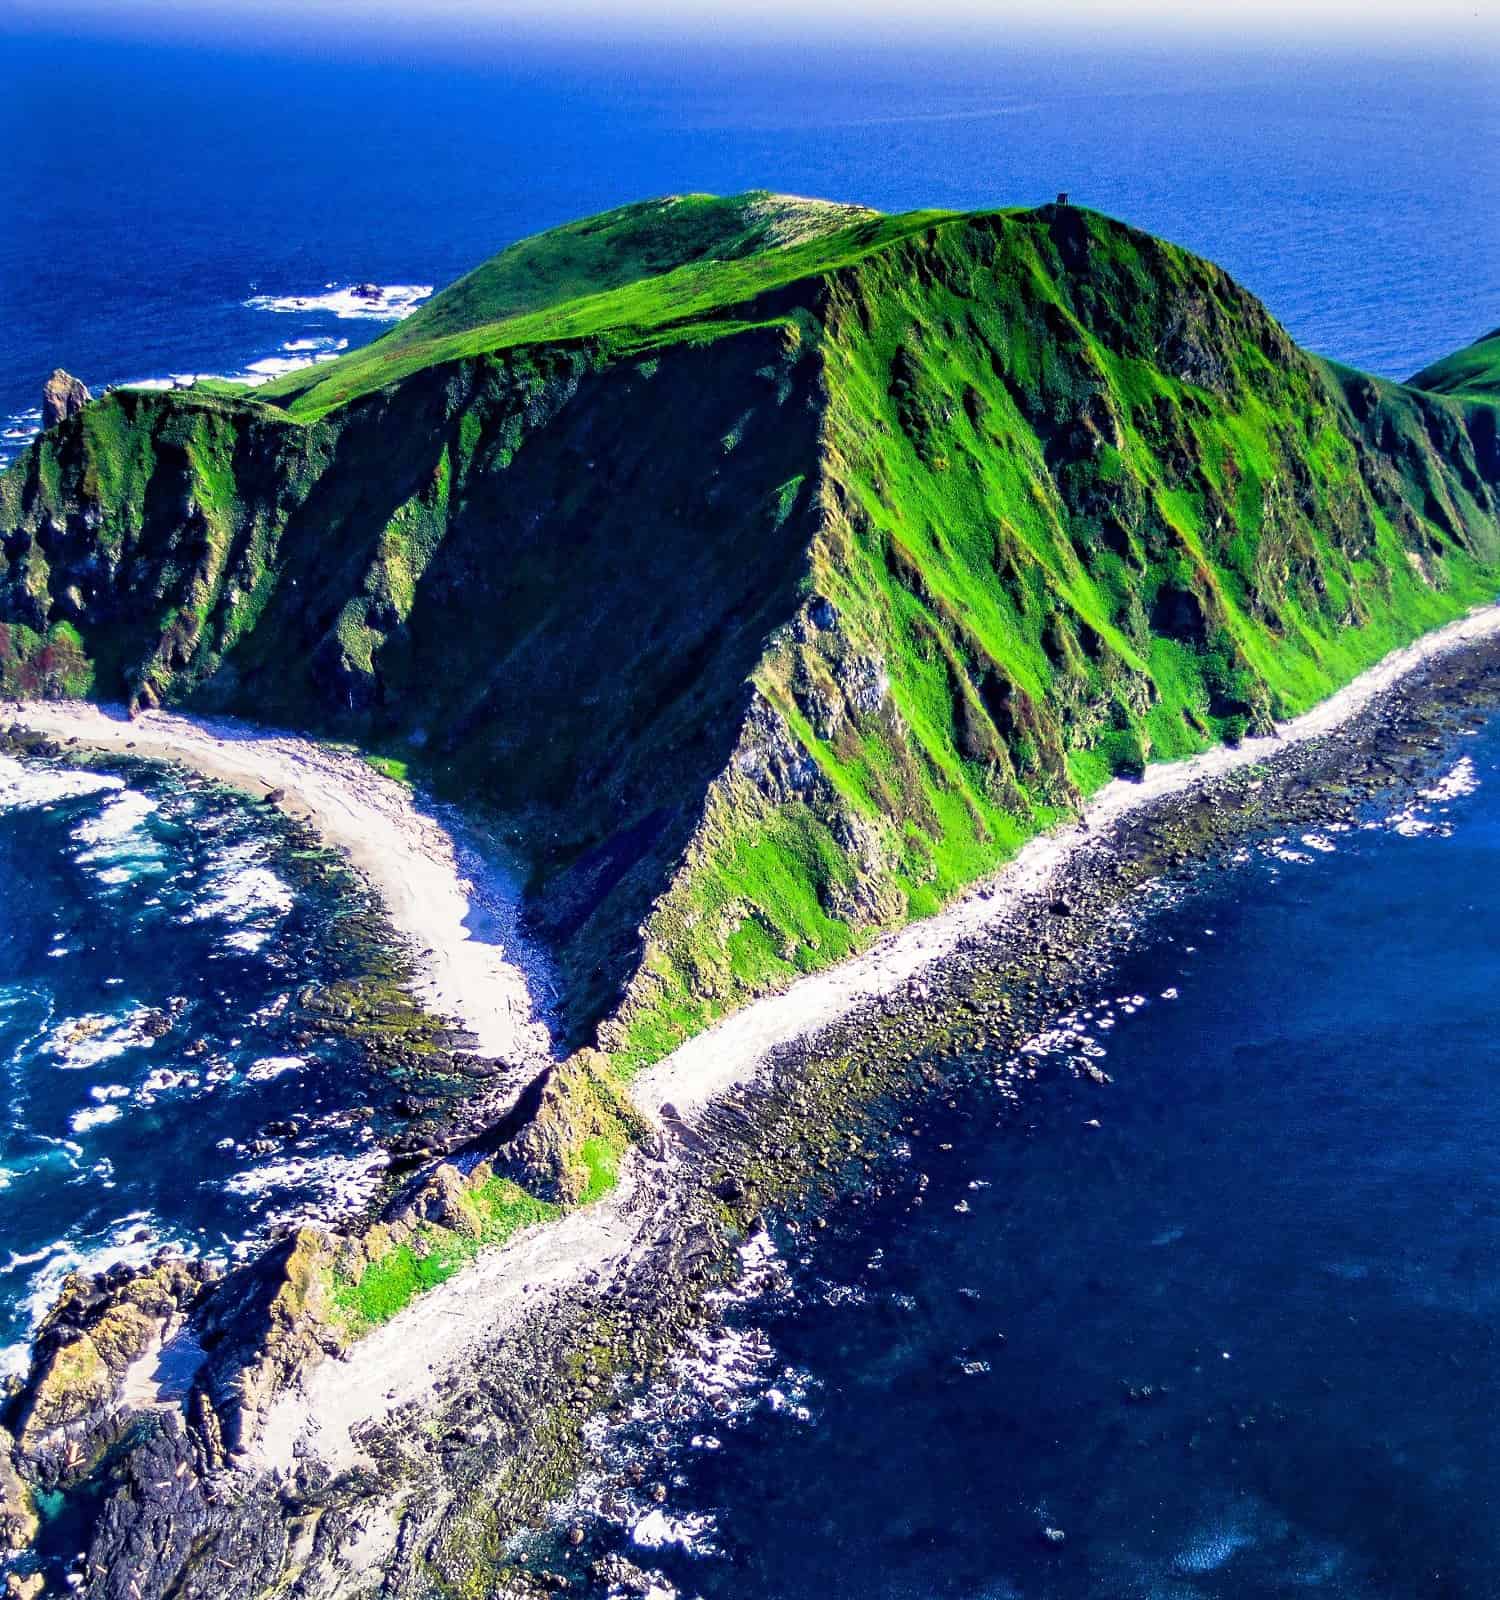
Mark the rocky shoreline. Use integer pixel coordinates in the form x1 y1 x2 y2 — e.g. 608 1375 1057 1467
7 629 1500 1597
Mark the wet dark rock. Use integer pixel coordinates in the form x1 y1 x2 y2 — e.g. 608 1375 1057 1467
591 1552 656 1594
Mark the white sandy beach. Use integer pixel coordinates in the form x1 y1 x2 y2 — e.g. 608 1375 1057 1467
631 603 1500 1121
5 702 556 1068
14 602 1500 1476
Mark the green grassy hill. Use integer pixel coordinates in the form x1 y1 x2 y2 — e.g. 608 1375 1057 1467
255 190 883 418
4 195 1498 1067
1410 325 1500 399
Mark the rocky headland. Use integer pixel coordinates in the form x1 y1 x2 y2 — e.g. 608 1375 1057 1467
1 190 1498 1594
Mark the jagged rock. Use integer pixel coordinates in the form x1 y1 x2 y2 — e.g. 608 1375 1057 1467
496 1050 647 1202
41 368 91 428
591 1552 657 1594
194 1227 344 1455
0 1425 37 1552
409 1162 478 1235
11 1259 216 1468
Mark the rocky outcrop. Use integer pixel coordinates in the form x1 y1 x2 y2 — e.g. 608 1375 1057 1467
0 1424 36 1553
192 1228 345 1460
9 1258 218 1475
495 1050 650 1203
41 368 90 428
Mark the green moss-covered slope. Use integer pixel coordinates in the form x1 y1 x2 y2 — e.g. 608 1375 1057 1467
1410 325 1500 399
4 196 1498 1066
256 189 879 418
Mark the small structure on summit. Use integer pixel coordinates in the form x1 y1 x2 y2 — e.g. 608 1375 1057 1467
1055 191 1070 206
41 369 91 429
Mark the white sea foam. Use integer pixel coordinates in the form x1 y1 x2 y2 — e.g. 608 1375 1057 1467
70 1103 122 1134
189 840 294 925
629 1508 717 1554
221 1147 388 1220
73 789 158 846
0 407 44 469
245 1055 304 1082
44 1009 158 1070
103 333 349 407
0 1213 171 1378
1419 754 1479 803
242 353 339 381
0 752 123 812
244 283 432 320
72 789 168 884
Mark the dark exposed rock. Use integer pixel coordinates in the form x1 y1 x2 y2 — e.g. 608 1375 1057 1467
9 1258 217 1475
590 1553 657 1594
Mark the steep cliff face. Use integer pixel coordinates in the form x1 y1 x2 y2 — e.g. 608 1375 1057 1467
601 211 1500 1063
4 197 1498 1061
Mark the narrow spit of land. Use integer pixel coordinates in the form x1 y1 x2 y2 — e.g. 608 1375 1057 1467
13 602 1500 1477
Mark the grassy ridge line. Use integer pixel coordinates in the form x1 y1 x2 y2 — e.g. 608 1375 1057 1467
257 190 879 411
1410 325 1500 399
256 205 961 421
2 198 1498 1080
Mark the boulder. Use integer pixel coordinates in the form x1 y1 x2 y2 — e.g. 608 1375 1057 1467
410 1162 477 1235
41 368 90 428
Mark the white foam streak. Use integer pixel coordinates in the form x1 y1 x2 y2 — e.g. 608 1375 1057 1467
244 283 431 320
0 752 122 811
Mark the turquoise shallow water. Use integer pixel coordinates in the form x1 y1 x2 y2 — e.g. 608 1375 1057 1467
0 750 397 1374
547 719 1499 1598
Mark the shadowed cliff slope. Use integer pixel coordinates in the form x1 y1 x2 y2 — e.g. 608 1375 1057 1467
4 194 1498 1062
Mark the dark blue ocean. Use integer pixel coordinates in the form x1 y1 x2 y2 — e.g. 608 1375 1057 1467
549 727 1500 1599
2 31 1498 463
0 752 395 1373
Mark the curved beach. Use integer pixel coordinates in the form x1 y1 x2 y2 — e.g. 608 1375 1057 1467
5 702 557 1070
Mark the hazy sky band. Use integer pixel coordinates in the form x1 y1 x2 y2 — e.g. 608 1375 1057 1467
6 0 1498 51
